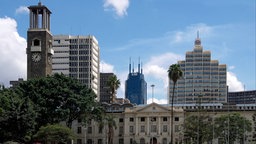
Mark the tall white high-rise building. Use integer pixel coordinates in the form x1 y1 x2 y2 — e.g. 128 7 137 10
168 34 227 104
52 35 100 99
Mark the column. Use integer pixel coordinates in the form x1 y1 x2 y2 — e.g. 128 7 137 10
158 117 161 135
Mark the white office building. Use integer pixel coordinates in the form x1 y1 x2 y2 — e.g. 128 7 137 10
168 34 227 104
52 35 100 98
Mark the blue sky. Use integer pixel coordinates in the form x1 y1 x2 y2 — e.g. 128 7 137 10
0 0 255 104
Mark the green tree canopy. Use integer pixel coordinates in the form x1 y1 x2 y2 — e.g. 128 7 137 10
34 124 75 144
15 73 103 129
214 112 252 143
0 88 36 143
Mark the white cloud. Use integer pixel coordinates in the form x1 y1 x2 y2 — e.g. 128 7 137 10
15 6 29 14
0 17 27 86
147 98 167 104
103 0 129 17
100 61 114 73
227 71 244 92
144 53 183 88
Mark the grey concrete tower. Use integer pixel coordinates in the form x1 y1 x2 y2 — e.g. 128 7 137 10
27 2 54 79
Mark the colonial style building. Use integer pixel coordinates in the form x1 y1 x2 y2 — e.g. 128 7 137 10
71 103 256 144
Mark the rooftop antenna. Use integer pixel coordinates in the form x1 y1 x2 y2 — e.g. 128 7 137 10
138 57 140 73
197 30 200 39
129 57 131 73
141 62 143 74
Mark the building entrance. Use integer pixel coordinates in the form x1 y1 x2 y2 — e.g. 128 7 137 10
150 137 157 144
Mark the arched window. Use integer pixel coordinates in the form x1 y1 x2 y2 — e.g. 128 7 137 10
33 39 40 46
140 138 145 144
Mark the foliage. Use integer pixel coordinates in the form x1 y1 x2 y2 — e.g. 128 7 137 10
184 115 213 144
0 88 36 143
167 64 183 144
214 113 252 143
15 73 103 129
252 113 256 142
98 114 117 144
107 75 120 103
34 124 75 144
0 73 104 142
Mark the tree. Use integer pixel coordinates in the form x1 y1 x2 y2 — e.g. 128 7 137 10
15 73 103 129
98 114 117 144
0 88 36 143
184 115 213 144
167 64 183 144
34 124 75 144
214 113 252 144
252 113 256 142
107 75 120 103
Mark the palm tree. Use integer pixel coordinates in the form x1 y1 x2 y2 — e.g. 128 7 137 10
99 114 117 144
107 75 120 103
167 64 183 144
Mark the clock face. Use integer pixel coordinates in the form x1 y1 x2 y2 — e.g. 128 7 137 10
32 53 41 62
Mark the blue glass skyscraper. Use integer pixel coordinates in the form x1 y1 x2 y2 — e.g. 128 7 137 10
125 61 147 105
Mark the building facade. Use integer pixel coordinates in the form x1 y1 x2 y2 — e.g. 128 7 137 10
228 90 256 104
27 2 54 79
125 62 147 105
72 103 256 144
52 35 100 98
168 34 227 104
100 73 114 103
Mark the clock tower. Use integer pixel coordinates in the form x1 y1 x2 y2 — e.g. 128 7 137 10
27 2 54 79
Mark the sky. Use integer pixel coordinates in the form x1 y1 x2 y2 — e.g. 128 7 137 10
0 0 255 104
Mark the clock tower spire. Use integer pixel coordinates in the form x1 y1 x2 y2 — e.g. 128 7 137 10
27 2 54 79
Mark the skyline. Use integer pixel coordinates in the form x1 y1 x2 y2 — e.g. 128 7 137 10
0 0 255 104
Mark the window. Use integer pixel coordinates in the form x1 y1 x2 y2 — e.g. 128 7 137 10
119 118 123 122
140 138 145 144
175 125 179 132
119 139 124 144
33 39 40 46
77 127 81 134
163 117 168 121
98 139 103 144
151 117 156 122
87 139 92 144
77 139 82 144
174 117 179 121
151 125 157 132
119 126 123 134
88 126 92 134
141 117 145 122
129 126 134 133
162 138 167 144
163 125 167 132
130 117 134 122
77 118 82 123
140 125 145 132
98 126 102 133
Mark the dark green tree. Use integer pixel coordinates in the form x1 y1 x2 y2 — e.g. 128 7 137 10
107 75 120 103
0 88 36 143
214 113 252 144
15 73 103 129
252 113 256 142
98 114 117 144
167 64 183 144
184 115 213 144
34 124 75 144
